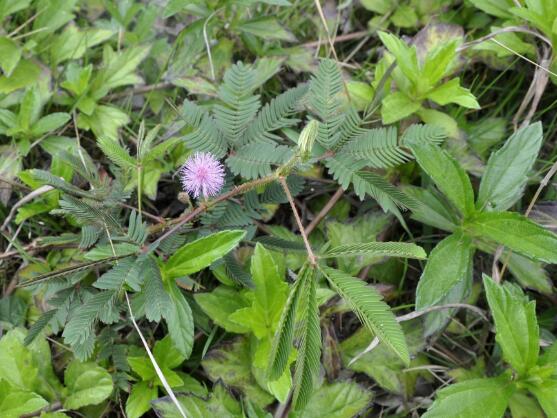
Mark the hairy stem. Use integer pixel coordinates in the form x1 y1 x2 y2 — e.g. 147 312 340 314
279 176 317 265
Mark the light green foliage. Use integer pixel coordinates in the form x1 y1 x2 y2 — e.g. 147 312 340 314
164 230 246 279
423 375 516 418
477 122 543 211
416 232 473 335
411 142 475 218
290 381 373 418
483 276 539 375
467 212 557 264
202 337 275 407
229 243 289 340
126 336 190 417
63 361 114 409
0 329 112 416
152 383 243 418
377 31 479 125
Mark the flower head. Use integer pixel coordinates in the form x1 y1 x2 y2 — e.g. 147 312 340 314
179 152 225 199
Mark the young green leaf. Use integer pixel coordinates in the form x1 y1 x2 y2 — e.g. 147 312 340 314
483 275 539 375
467 212 557 264
422 375 515 418
126 381 158 418
321 266 409 365
228 243 289 354
477 122 543 212
292 382 373 418
416 232 473 335
527 379 557 418
163 281 194 359
403 185 458 231
410 142 475 218
0 36 21 77
164 230 246 279
320 241 426 260
63 361 114 410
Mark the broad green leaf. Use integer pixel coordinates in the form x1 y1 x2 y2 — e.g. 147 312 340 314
202 338 275 407
50 26 114 65
163 281 194 359
320 241 426 260
63 361 113 409
0 59 40 94
153 335 186 370
321 266 409 365
426 78 480 109
381 91 421 124
290 382 373 418
483 276 539 375
0 328 62 401
477 122 543 211
125 381 158 418
403 185 458 232
229 244 289 339
0 0 32 20
77 104 130 140
422 375 515 418
378 32 419 83
127 356 156 381
508 390 545 418
91 45 151 99
467 0 514 18
527 379 557 418
411 142 475 217
194 286 251 334
0 388 48 418
416 232 473 310
164 230 246 279
422 39 459 86
467 211 557 263
31 113 71 136
0 329 39 391
237 17 296 41
152 383 243 418
0 36 21 77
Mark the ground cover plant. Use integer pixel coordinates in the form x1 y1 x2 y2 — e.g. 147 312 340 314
2 0 557 417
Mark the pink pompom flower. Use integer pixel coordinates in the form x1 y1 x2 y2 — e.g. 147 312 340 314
179 152 225 199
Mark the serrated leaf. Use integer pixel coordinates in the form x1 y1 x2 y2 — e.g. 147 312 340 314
422 375 515 418
142 258 171 322
477 122 543 211
467 211 557 264
483 275 539 375
63 361 113 409
163 280 194 359
411 142 475 218
321 266 409 365
416 231 473 311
